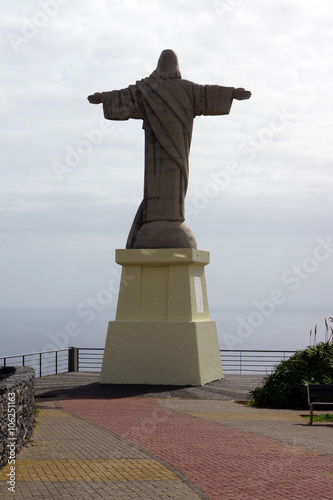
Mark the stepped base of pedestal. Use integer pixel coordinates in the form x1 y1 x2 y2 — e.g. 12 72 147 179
100 320 223 386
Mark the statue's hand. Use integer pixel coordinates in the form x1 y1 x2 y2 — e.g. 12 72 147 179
233 88 252 100
88 92 102 104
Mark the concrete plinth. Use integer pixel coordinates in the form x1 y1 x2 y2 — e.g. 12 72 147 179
100 248 223 386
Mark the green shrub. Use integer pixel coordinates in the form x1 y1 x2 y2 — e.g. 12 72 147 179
250 341 333 409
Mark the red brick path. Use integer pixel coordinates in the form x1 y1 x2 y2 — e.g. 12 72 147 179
60 398 333 499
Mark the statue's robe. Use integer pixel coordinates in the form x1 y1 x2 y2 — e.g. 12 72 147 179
102 78 234 248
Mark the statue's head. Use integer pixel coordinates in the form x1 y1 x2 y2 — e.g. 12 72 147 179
150 49 182 79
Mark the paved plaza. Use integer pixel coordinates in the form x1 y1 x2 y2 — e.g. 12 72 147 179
0 373 332 499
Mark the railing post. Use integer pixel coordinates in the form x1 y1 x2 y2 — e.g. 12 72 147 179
240 351 242 374
40 352 42 377
68 347 78 372
55 351 58 374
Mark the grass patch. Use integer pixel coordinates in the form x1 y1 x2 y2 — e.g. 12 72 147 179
304 413 333 422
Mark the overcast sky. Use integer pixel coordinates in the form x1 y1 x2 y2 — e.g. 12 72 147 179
1 0 333 324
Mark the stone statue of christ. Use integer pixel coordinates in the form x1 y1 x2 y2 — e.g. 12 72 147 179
88 49 251 249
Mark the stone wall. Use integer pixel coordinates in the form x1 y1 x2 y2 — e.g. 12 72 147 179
0 367 35 470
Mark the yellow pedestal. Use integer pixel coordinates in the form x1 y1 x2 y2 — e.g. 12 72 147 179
100 249 223 386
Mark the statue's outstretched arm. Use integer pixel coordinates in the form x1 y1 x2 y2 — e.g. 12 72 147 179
233 88 251 100
87 92 102 104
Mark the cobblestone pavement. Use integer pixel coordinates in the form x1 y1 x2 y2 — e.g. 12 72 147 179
59 397 333 500
1 373 332 499
0 401 206 499
157 399 333 457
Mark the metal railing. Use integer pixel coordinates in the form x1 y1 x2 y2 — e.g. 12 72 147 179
1 347 297 377
78 348 104 372
220 349 296 374
0 348 70 378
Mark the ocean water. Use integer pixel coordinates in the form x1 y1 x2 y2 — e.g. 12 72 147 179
212 306 332 352
1 306 332 359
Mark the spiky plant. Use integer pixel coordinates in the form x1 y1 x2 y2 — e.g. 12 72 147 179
250 319 333 409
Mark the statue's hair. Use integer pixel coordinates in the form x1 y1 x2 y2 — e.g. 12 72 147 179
150 49 181 79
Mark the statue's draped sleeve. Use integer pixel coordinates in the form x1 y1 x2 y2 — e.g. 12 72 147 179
189 83 234 117
102 85 144 120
